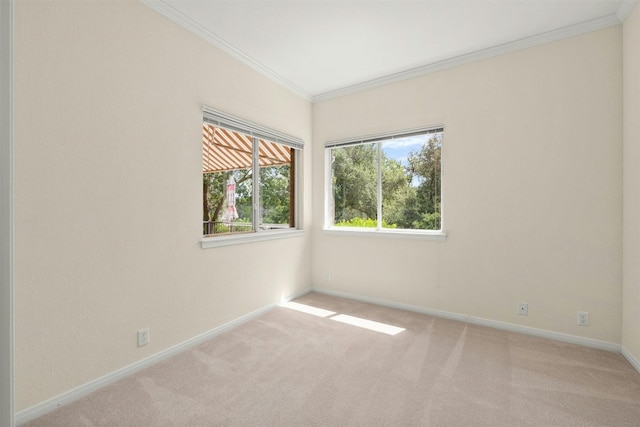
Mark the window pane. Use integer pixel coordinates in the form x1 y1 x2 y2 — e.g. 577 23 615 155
258 139 295 230
203 125 254 236
202 112 302 240
330 143 378 228
203 169 253 236
381 132 442 230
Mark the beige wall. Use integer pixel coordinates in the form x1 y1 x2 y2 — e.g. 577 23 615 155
312 27 623 344
14 0 633 415
14 1 312 411
623 4 640 365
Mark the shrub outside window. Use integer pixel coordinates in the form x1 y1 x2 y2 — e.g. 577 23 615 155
326 127 443 233
202 107 302 240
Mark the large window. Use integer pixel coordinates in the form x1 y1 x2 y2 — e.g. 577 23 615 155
202 108 302 242
325 127 443 235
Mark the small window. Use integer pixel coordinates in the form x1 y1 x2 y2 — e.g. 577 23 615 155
325 127 443 234
202 108 302 240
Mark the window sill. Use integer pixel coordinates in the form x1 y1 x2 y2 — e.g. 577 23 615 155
200 229 305 249
323 227 447 241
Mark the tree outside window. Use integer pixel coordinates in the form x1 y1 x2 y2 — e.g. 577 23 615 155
328 129 442 231
203 124 297 237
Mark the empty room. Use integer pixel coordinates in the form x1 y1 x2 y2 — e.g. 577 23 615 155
2 0 640 425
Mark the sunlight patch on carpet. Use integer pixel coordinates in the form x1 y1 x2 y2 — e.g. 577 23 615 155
330 314 406 335
281 301 336 318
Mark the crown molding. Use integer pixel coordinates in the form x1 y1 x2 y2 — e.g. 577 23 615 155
141 0 625 105
313 13 622 103
617 0 639 21
140 0 313 102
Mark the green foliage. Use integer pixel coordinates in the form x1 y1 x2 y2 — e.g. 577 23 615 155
408 135 442 216
334 217 397 228
213 223 231 234
412 211 441 230
204 132 443 235
380 156 410 225
203 169 253 226
203 164 291 234
260 165 290 225
331 133 442 231
331 144 378 222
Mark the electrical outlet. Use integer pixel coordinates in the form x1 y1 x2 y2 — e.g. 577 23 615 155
137 328 150 347
518 303 528 316
577 311 590 326
326 273 332 282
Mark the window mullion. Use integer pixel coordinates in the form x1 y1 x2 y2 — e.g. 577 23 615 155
253 137 259 233
377 142 382 230
326 149 334 228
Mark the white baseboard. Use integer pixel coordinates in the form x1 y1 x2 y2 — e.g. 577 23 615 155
15 287 311 425
621 346 640 374
312 287 621 353
16 285 624 424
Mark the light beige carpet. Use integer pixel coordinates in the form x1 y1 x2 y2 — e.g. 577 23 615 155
23 292 640 426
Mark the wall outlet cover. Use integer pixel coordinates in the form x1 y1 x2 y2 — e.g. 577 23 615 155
577 311 590 326
137 328 150 347
518 303 528 316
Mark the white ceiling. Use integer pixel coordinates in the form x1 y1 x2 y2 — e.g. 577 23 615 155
146 0 637 101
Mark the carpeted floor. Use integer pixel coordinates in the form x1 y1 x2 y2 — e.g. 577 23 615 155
23 292 640 426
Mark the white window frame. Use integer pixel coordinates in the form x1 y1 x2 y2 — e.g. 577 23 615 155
200 107 304 249
324 126 447 241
